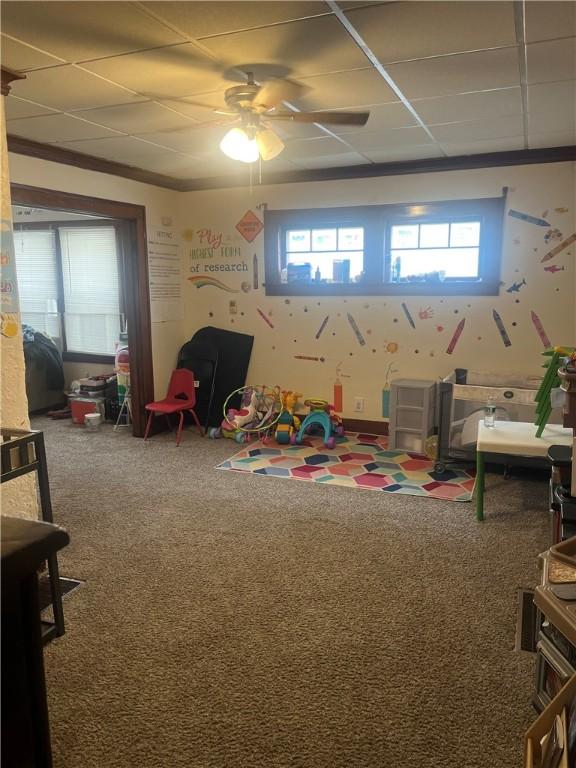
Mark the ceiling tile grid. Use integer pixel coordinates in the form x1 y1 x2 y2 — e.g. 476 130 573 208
1 0 574 183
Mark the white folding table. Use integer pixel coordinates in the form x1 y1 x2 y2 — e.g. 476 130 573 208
475 421 573 521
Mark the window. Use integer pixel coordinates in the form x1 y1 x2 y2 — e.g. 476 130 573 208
264 196 504 296
14 223 123 358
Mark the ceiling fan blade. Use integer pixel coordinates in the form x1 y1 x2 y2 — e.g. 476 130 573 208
266 111 370 126
253 78 308 111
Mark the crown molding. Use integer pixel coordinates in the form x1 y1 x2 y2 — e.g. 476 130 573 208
7 134 576 193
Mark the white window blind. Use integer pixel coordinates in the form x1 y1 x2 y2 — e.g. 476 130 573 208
12 229 61 341
60 226 121 355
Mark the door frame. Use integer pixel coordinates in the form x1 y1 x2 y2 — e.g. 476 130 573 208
11 183 154 438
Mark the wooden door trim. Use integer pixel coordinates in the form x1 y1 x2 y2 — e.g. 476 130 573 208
10 183 154 438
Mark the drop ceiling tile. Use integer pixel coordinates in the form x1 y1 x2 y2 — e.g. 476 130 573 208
83 44 226 99
412 87 522 124
344 2 516 63
5 96 59 120
157 93 227 122
197 15 369 79
7 114 121 143
339 126 432 151
528 130 576 149
328 102 417 134
0 35 65 71
73 102 199 135
10 66 145 111
142 2 328 38
528 81 576 132
529 80 576 115
296 69 398 110
290 152 369 169
281 136 356 160
440 136 526 156
133 125 226 154
527 38 576 84
529 111 575 135
0 1 186 62
525 2 576 43
54 136 175 161
386 47 520 99
362 144 443 163
429 115 524 143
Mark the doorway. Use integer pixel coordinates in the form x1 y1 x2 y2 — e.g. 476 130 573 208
10 184 154 437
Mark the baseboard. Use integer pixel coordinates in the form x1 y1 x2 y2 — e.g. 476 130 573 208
343 418 389 436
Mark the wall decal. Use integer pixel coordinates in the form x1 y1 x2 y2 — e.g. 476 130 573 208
241 281 251 293
555 208 569 214
544 265 565 273
436 325 444 332
236 210 263 242
544 228 563 244
385 341 399 354
492 310 511 347
188 276 239 293
541 233 576 262
446 318 465 354
315 315 329 339
347 313 366 346
418 306 434 319
506 278 527 293
508 209 550 227
294 355 325 362
196 228 223 249
257 307 274 328
229 301 237 315
531 310 551 348
381 363 399 418
253 253 259 289
401 302 416 328
182 228 195 242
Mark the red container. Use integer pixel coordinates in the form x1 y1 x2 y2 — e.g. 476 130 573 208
70 397 103 425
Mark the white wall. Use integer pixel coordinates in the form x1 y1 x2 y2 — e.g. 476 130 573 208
8 153 183 397
177 162 576 420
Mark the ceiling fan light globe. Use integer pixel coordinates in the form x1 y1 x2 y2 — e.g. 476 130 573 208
219 127 259 163
256 128 285 161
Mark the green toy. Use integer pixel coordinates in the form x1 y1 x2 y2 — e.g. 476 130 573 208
534 346 574 437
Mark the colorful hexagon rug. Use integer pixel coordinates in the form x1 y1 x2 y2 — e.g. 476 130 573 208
216 433 475 502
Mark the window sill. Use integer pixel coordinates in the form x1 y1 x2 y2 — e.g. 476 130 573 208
265 281 500 297
62 352 115 365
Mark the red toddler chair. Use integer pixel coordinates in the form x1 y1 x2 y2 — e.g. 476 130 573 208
143 369 203 446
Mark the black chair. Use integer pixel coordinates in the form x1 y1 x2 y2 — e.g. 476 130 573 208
177 340 218 432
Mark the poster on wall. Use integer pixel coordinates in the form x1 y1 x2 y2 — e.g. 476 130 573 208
1 219 21 338
148 227 182 322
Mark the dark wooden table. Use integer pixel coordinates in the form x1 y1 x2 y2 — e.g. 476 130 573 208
1 516 69 768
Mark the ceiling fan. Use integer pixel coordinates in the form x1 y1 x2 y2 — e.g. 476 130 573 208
211 72 370 163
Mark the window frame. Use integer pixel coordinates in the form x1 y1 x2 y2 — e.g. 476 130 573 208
264 196 504 296
13 219 124 363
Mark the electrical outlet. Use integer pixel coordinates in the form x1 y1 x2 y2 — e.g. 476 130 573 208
354 397 365 413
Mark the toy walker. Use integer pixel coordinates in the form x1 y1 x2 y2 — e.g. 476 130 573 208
209 385 282 443
291 398 344 449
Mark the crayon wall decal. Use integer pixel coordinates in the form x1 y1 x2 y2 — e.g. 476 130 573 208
446 318 465 354
531 311 551 348
492 309 511 347
401 302 416 328
541 232 576 263
257 307 274 328
508 209 551 227
253 254 259 290
347 313 366 346
333 368 343 412
315 315 329 339
294 355 325 362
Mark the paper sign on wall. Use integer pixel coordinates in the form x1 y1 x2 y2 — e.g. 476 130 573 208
148 227 182 322
236 210 263 243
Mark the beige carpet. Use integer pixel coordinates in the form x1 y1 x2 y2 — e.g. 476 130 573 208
36 416 548 768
